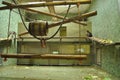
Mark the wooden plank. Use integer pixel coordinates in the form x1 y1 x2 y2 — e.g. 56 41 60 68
0 0 91 10
1 54 87 60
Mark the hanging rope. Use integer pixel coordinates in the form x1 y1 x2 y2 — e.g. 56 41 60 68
12 0 71 41
46 5 71 40
4 9 12 62
77 3 82 55
7 9 12 38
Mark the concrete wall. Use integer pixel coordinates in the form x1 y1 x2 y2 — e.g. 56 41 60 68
89 0 120 77
0 0 21 65
89 0 120 42
101 46 120 77
17 42 92 66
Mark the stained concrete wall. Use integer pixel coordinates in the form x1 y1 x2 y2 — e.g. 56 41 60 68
101 46 120 77
89 0 120 77
89 0 120 42
17 42 92 66
0 0 21 65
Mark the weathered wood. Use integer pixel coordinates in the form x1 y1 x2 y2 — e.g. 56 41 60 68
1 54 87 60
2 1 87 26
19 32 28 36
18 36 87 39
29 21 48 36
49 11 97 28
18 11 96 37
46 0 56 14
0 0 91 10
0 38 10 42
0 38 11 46
88 37 114 45
88 37 120 46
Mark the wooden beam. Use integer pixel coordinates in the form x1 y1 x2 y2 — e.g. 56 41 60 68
49 11 97 28
88 37 113 45
2 1 87 26
46 0 57 21
1 54 87 60
0 0 91 10
46 0 56 13
88 37 120 46
18 32 28 36
17 11 97 37
18 36 87 39
0 38 11 42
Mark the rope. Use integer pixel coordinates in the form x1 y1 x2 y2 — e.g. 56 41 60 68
77 4 82 54
12 0 71 41
4 9 12 61
46 5 71 40
7 10 12 38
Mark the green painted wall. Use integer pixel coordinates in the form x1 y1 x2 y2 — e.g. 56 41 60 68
89 0 120 77
0 0 21 65
89 0 120 42
101 46 120 77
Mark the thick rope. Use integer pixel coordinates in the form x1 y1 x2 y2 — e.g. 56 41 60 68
4 9 12 61
7 10 12 38
12 0 71 41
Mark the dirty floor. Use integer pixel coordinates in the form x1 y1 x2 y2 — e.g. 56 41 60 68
0 66 119 80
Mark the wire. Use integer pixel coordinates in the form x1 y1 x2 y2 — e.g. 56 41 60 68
12 0 71 41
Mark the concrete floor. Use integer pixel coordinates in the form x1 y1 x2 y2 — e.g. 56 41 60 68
0 66 119 80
